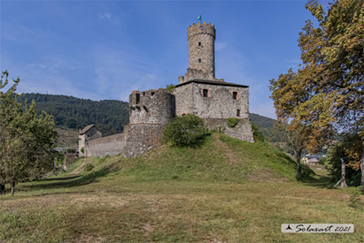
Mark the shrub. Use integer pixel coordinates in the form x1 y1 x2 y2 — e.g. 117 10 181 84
252 124 266 142
80 147 84 153
226 118 239 128
164 114 208 147
165 84 176 93
84 163 94 172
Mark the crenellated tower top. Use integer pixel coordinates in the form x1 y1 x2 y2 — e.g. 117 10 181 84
187 22 216 40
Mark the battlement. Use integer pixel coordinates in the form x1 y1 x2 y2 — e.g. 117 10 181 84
188 21 216 40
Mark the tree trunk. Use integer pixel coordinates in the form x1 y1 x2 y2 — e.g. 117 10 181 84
0 184 5 195
361 144 364 194
11 182 15 197
340 158 347 188
296 156 301 181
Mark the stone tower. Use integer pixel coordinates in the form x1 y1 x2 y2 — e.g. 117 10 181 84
179 22 223 83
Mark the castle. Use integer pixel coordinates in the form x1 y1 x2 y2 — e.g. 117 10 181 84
79 21 254 158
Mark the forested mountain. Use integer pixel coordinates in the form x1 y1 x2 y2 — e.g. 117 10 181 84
19 93 276 138
18 93 129 136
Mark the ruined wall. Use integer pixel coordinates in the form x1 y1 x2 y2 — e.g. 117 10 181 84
203 118 254 143
123 89 176 157
129 89 175 125
84 133 125 157
123 124 164 158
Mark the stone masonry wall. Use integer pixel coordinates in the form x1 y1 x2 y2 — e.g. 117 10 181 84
129 89 175 125
123 124 164 158
174 82 254 143
173 83 194 116
85 133 125 157
174 82 249 119
203 118 254 143
192 83 249 119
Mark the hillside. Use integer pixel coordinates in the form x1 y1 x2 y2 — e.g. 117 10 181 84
18 93 130 136
19 93 277 144
1 133 363 242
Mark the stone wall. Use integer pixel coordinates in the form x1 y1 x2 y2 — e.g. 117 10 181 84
173 83 193 116
203 118 254 143
123 124 164 158
174 82 249 119
129 89 175 126
174 81 254 143
78 126 102 156
192 83 249 119
84 133 125 157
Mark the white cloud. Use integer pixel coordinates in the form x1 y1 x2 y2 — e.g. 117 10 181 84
97 12 120 25
215 42 227 51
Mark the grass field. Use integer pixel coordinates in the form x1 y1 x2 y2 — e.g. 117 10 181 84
1 134 363 242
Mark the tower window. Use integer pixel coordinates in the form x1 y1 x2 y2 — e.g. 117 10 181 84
198 42 201 46
136 93 140 104
237 109 240 117
233 92 238 100
199 59 202 63
200 26 203 29
151 92 155 96
203 89 208 97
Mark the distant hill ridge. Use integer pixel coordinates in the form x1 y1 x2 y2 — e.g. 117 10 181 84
19 93 276 136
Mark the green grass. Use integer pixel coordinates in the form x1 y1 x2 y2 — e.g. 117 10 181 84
0 133 363 242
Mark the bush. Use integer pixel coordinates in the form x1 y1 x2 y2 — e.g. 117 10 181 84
164 114 208 147
165 84 176 93
251 124 266 142
84 163 94 172
226 118 240 128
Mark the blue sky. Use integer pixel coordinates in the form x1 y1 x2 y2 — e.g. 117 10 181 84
1 0 321 119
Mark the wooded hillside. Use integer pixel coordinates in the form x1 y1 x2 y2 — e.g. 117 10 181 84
18 93 130 136
19 93 276 139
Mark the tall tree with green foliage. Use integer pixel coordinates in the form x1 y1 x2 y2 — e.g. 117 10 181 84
0 71 57 196
270 0 364 188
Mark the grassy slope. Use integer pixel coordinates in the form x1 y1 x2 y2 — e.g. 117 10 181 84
0 134 363 242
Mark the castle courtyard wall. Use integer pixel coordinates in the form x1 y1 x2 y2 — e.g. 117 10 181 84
85 133 125 157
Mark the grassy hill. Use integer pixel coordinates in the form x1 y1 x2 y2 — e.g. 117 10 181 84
1 133 363 242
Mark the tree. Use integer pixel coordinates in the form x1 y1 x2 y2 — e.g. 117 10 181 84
164 114 208 147
269 0 364 188
0 71 57 196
